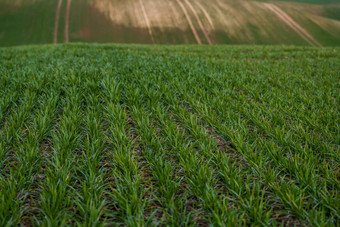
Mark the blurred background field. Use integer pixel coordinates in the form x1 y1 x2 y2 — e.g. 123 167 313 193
0 0 340 47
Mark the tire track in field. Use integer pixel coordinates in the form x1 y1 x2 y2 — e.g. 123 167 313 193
138 0 155 44
166 1 185 30
64 0 71 43
175 0 201 44
183 0 212 45
194 1 215 30
54 0 63 44
263 3 321 47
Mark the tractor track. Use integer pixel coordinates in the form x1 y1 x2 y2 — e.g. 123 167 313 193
64 0 72 43
139 0 155 44
54 0 63 43
183 0 212 45
264 3 321 47
175 0 202 44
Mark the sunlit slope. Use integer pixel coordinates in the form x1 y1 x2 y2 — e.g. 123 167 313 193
0 0 339 46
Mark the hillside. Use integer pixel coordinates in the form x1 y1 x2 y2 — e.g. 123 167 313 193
0 44 339 225
0 0 340 46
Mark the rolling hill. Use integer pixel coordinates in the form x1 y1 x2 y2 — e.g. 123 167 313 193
0 0 340 46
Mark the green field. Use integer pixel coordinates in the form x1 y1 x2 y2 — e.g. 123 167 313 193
0 44 339 225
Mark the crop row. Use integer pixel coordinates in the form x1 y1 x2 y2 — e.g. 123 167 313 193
0 44 339 226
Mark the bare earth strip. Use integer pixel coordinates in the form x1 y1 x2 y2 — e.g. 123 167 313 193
175 0 201 44
54 0 63 44
263 3 321 46
139 0 155 44
184 0 212 45
194 1 215 30
64 0 71 43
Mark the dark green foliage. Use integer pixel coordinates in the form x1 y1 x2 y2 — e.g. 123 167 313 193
0 44 339 226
